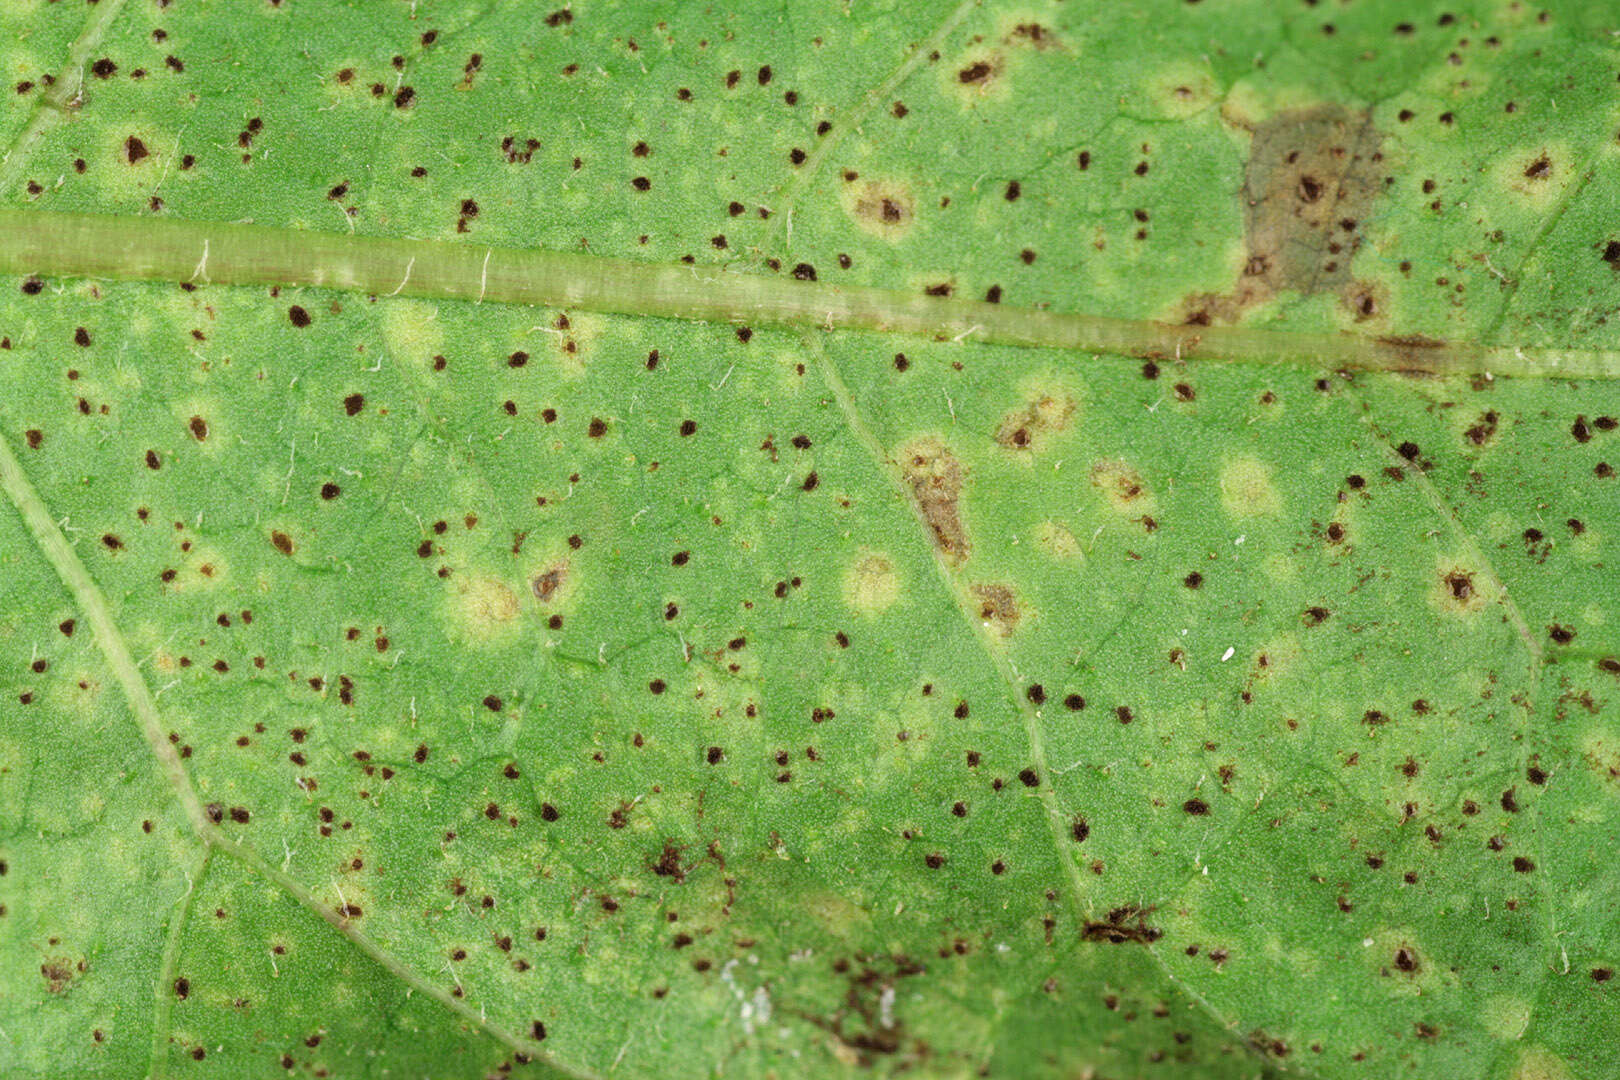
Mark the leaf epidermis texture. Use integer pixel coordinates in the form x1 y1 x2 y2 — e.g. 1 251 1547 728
0 2 1618 1079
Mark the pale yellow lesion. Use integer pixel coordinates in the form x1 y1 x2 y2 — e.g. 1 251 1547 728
380 299 445 371
1140 59 1220 120
1513 1046 1572 1080
1481 995 1532 1041
1034 520 1082 560
445 574 522 644
843 551 900 615
1219 455 1282 518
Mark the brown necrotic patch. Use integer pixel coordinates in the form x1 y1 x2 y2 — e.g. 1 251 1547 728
898 438 969 564
531 562 567 602
1436 565 1488 615
971 583 1021 637
1180 103 1384 324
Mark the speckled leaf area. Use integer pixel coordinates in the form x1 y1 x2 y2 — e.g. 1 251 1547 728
8 0 1620 348
3 289 1264 1078
0 2 1619 1080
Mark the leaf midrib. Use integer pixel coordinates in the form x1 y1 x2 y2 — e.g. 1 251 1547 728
2 209 1617 381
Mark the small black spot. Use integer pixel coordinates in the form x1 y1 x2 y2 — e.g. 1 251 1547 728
287 305 310 327
1182 798 1210 815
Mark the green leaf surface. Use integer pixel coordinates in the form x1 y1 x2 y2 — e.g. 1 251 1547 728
1 2 1617 1078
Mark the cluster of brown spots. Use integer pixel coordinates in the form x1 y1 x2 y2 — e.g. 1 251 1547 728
1090 459 1152 514
1465 410 1500 446
40 956 83 993
970 583 1020 637
995 394 1075 452
1082 905 1162 944
500 134 540 164
899 439 969 564
1006 22 1060 50
1247 1031 1290 1059
1179 104 1383 325
805 957 927 1066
